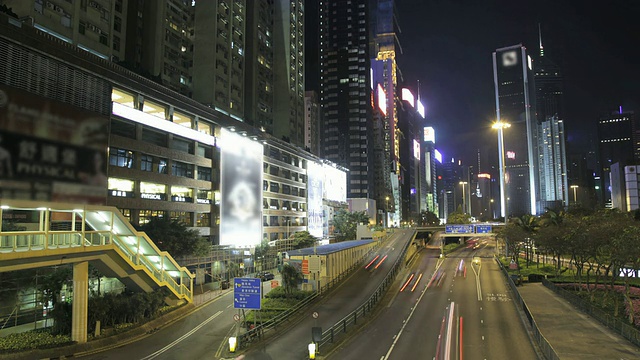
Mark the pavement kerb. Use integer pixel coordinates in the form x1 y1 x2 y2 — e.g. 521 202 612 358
1 289 233 360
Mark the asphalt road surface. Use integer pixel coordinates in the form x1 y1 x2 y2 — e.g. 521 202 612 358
78 230 415 360
329 237 539 360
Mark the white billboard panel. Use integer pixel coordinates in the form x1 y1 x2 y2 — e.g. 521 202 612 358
423 126 435 143
402 88 415 107
307 161 324 238
323 164 347 203
417 101 425 118
413 139 421 160
219 128 263 247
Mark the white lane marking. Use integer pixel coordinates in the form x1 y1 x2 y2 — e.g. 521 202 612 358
140 310 223 360
381 271 432 360
470 260 483 301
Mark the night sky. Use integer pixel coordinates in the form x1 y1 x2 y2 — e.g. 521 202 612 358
395 0 640 166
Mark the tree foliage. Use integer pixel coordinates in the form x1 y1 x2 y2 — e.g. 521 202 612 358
420 210 440 226
333 210 369 241
291 231 318 249
137 217 210 258
281 264 302 295
447 205 471 224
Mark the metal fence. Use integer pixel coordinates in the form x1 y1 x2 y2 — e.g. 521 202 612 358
542 279 640 347
316 234 412 352
236 239 386 349
496 258 560 360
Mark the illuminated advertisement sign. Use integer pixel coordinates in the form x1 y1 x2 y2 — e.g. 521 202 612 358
434 149 443 163
219 128 264 247
506 151 516 160
502 50 518 67
423 127 435 143
413 139 421 160
307 161 324 238
377 84 387 116
401 88 415 107
0 84 109 204
478 173 491 179
417 101 425 118
322 163 347 203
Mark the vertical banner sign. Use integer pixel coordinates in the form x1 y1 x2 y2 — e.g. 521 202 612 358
307 161 324 238
219 128 263 247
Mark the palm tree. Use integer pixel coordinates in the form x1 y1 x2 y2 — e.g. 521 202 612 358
512 214 539 267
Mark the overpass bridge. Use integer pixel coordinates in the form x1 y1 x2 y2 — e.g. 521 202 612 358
414 223 505 237
0 199 194 343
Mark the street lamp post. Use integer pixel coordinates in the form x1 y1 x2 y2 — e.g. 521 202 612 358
385 196 390 227
570 185 579 204
492 121 511 223
459 181 468 214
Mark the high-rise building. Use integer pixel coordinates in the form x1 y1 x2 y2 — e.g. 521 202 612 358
304 90 321 156
370 0 403 222
192 1 246 121
597 109 638 205
534 26 564 125
1 0 128 61
493 44 538 216
273 0 305 147
534 27 568 211
537 115 568 209
422 126 439 215
244 0 275 133
319 0 373 199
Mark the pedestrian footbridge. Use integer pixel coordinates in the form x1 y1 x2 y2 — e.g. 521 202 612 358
0 199 194 343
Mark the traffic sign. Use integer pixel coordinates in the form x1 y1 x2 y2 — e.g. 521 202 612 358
312 311 319 319
233 314 240 321
445 224 474 234
475 224 492 234
233 278 262 310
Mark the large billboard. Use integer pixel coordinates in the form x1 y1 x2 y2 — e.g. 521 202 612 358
219 128 263 247
0 84 109 203
307 161 324 238
322 163 347 203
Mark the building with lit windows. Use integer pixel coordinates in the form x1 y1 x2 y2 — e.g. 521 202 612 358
597 109 638 206
304 90 321 156
0 13 346 247
492 44 538 216
319 0 373 200
273 0 306 147
537 115 568 209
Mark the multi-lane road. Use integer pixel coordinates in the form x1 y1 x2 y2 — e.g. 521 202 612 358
79 230 415 360
329 235 538 360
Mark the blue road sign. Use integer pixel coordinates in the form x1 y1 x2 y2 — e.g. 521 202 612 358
233 278 262 310
475 224 492 234
445 224 474 234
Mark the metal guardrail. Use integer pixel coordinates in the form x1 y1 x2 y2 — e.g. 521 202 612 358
496 258 560 360
236 232 398 350
542 279 640 347
316 231 414 352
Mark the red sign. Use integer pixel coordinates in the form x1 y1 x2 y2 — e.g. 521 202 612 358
302 259 309 275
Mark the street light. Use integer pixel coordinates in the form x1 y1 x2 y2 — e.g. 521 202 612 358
492 121 511 223
385 196 390 227
571 185 579 204
459 181 468 214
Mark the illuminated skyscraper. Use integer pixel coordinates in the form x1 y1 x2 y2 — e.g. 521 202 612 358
492 44 538 216
319 0 373 199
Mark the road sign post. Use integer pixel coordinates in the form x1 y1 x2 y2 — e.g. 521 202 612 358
233 278 262 310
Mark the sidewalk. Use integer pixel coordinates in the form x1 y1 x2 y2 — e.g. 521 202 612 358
518 283 640 360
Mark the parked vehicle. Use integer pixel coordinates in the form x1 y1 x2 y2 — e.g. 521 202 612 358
257 272 275 281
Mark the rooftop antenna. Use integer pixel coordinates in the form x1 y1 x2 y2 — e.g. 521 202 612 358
538 23 544 57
